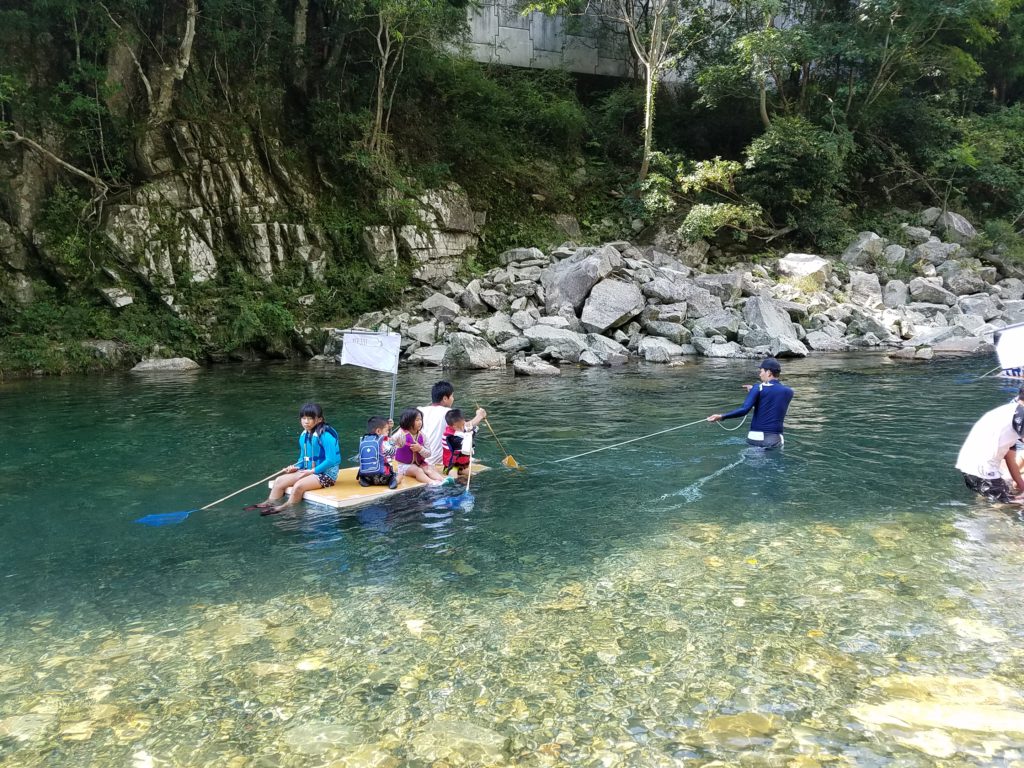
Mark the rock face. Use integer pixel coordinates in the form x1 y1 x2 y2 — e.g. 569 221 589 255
342 209 1005 370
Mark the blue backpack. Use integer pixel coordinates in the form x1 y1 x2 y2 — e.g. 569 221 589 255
357 434 386 475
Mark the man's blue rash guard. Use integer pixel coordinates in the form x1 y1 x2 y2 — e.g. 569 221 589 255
296 429 341 478
721 381 794 433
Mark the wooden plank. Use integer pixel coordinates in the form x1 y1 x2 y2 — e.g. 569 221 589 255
274 465 489 510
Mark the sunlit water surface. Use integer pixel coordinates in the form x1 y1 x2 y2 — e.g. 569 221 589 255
2 356 1024 766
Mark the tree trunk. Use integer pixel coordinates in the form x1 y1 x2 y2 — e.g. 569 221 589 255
758 79 770 129
638 61 656 183
292 0 310 93
150 0 198 124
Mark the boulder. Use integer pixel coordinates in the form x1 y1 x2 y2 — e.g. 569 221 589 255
920 207 943 226
849 271 883 309
131 357 200 372
998 278 1024 301
580 279 645 333
406 321 437 345
692 310 741 340
513 356 561 376
777 253 831 289
937 211 978 244
679 283 723 319
641 277 687 304
524 325 589 362
652 301 688 323
743 296 800 339
695 273 744 302
641 320 692 345
585 334 631 365
845 307 895 340
883 280 909 309
945 271 989 296
510 309 539 330
407 345 447 366
459 282 488 315
498 247 545 266
805 331 851 352
771 336 810 357
477 312 520 345
638 336 685 362
540 244 619 314
479 289 511 313
904 325 969 348
101 287 134 308
842 232 885 267
421 292 461 321
442 333 505 369
882 244 907 265
498 336 532 354
696 340 750 358
908 277 956 306
901 225 933 245
958 294 1001 321
912 241 961 266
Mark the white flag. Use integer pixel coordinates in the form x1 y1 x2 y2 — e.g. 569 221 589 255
997 323 1024 370
341 332 401 374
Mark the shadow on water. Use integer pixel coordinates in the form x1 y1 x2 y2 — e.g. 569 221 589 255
0 354 1017 622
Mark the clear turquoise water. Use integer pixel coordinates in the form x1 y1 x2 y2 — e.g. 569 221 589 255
2 356 1024 765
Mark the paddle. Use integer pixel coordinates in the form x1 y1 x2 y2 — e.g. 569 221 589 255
135 469 287 526
476 405 521 470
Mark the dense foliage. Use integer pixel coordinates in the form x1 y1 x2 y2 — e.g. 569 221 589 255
2 0 1024 373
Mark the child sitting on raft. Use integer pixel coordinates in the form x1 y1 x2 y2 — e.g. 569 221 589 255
393 407 445 486
357 416 398 489
255 402 340 515
442 409 476 480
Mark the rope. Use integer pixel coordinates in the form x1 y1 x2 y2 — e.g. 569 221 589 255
552 414 748 464
971 364 1006 381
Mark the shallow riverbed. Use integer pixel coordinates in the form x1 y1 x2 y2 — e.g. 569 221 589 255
2 355 1024 766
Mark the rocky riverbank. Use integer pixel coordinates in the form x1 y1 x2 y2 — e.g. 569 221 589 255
326 208 1019 374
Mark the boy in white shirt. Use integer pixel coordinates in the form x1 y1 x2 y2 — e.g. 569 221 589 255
420 381 486 466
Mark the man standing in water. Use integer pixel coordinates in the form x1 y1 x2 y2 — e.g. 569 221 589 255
955 387 1024 503
707 358 794 448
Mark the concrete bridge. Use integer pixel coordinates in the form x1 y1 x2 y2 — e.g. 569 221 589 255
467 0 629 77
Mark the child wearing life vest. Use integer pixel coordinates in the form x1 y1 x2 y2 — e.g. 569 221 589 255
392 407 444 486
256 402 341 515
357 416 398 489
442 409 476 480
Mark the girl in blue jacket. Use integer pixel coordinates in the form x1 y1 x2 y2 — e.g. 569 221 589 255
256 402 341 514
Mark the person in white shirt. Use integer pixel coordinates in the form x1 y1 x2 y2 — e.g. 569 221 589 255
955 387 1024 503
420 381 486 466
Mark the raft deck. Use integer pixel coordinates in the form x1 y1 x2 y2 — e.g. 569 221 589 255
275 465 488 509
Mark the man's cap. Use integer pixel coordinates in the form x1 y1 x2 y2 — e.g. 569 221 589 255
759 358 781 374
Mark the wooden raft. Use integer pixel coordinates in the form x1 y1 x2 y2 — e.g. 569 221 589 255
274 465 488 510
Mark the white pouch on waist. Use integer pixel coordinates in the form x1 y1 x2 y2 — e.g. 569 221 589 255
459 430 474 456
747 430 765 442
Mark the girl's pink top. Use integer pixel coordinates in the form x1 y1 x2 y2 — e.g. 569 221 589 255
394 432 426 465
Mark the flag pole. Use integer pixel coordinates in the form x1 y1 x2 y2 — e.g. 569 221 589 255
388 369 398 423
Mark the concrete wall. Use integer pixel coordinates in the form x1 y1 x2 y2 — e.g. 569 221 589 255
467 0 629 77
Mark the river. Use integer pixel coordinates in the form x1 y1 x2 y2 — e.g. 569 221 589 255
2 355 1024 765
